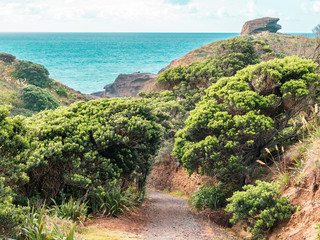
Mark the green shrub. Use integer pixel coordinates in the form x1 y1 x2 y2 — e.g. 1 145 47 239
226 181 295 240
19 85 61 112
90 183 134 217
56 86 68 97
156 38 261 110
0 105 29 187
0 52 16 64
52 197 88 221
17 98 163 201
0 177 29 238
173 56 319 185
21 206 47 240
316 223 320 239
190 184 228 211
12 60 52 88
51 223 76 240
21 205 76 240
262 45 272 52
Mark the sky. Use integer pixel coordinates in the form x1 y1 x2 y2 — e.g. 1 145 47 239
0 0 319 33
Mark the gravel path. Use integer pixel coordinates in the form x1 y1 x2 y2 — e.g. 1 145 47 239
142 191 238 240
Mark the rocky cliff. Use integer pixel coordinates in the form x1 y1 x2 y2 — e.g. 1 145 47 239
241 17 281 35
103 72 157 98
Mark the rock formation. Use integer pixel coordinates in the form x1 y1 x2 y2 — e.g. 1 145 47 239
102 72 157 98
241 17 281 35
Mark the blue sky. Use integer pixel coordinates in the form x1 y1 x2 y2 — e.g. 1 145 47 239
0 0 319 32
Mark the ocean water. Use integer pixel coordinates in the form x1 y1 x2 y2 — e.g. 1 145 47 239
0 33 239 93
0 32 313 94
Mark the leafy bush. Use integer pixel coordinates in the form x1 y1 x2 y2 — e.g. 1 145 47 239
21 206 47 240
16 98 163 201
173 56 319 185
56 86 68 97
225 181 295 240
90 183 134 217
0 52 16 64
52 198 88 221
156 38 260 110
189 184 228 211
19 85 61 111
21 205 76 240
0 177 29 238
12 60 52 88
0 105 29 189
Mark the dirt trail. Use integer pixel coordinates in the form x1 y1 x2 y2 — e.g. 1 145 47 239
142 191 238 240
84 190 239 239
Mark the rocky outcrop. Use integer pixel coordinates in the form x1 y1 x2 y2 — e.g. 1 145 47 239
241 17 281 35
90 91 106 98
103 72 157 98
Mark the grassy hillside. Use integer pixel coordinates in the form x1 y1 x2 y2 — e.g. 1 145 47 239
162 32 316 71
0 54 88 116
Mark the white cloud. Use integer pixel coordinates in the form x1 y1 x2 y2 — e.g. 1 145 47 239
313 1 320 12
0 0 316 32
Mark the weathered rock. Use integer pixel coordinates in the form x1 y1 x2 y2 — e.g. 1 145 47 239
241 17 281 35
90 91 106 98
103 72 157 98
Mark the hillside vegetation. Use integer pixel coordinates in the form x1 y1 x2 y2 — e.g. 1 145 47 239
0 53 87 116
163 32 316 70
1 32 320 239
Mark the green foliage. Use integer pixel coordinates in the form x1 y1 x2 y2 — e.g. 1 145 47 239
21 205 76 240
0 52 16 64
52 197 88 221
90 182 134 217
0 105 29 186
21 205 47 240
0 177 29 237
173 56 319 185
189 184 228 211
19 85 61 111
226 181 294 240
17 98 163 201
315 223 320 239
12 60 52 88
56 86 68 97
51 223 76 240
156 38 261 110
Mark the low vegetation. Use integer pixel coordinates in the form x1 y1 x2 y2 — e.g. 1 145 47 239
19 85 61 111
0 54 87 116
226 181 295 240
189 184 228 210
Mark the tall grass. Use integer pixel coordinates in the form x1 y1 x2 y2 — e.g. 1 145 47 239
52 197 88 222
19 204 77 240
91 183 134 217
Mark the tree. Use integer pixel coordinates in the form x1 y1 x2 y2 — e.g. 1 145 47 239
16 98 164 201
156 38 261 110
0 53 16 64
19 85 61 112
173 56 319 185
11 61 52 88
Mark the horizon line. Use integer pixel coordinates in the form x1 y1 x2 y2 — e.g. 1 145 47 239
0 31 314 34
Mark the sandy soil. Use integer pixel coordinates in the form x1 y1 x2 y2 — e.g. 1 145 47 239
85 190 239 240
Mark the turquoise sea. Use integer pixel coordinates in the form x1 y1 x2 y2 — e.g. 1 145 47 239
0 32 314 93
0 33 239 93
